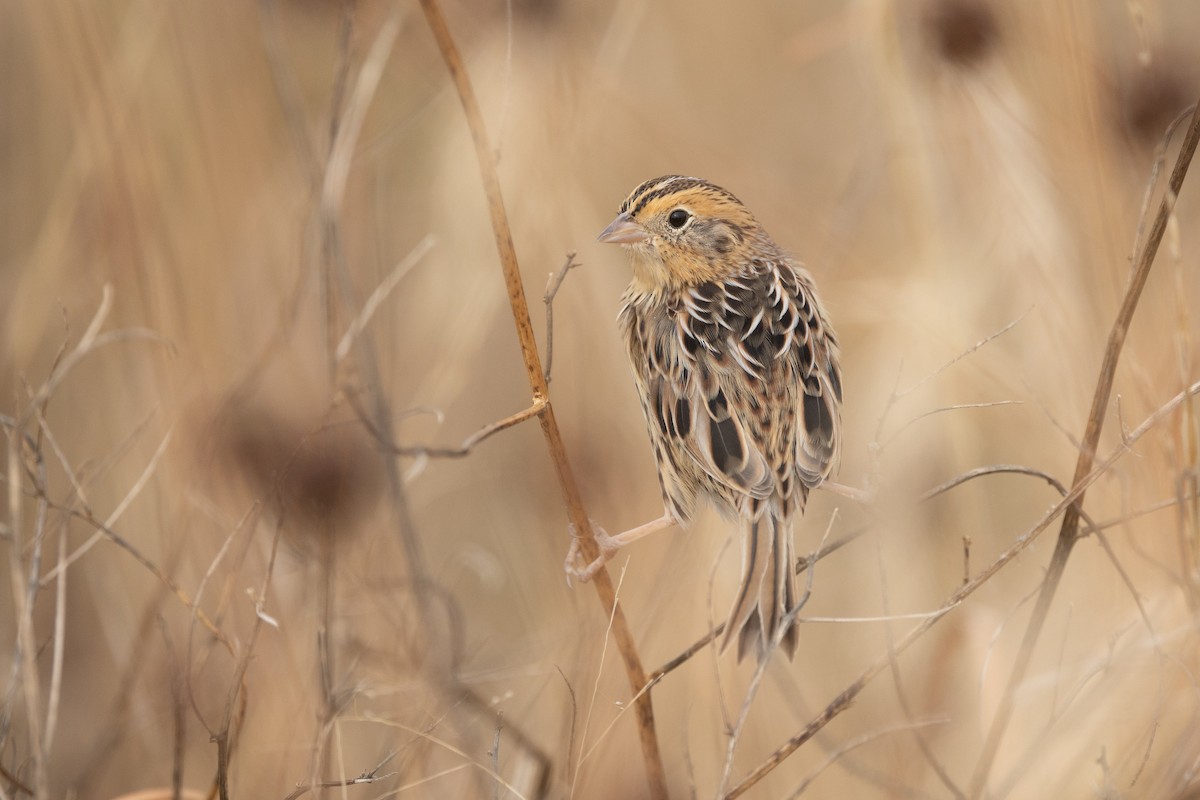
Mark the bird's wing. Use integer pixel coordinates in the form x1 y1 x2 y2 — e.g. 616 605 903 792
633 294 776 503
669 276 781 502
677 261 842 502
780 266 842 488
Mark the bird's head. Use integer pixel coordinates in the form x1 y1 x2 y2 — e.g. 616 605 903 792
598 176 766 292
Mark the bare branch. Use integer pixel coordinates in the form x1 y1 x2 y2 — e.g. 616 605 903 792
882 400 1023 450
785 718 948 799
896 311 1030 401
39 427 174 585
367 399 547 461
543 252 581 385
556 666 579 790
283 763 397 800
873 509 965 798
347 715 530 800
335 235 436 363
962 536 971 586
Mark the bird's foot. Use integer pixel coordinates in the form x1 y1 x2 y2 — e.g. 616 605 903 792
563 520 617 586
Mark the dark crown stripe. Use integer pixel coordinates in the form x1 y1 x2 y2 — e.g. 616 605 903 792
619 175 741 217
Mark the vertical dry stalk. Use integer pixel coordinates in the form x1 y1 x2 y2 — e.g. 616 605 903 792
967 100 1200 797
414 1 668 797
4 430 50 798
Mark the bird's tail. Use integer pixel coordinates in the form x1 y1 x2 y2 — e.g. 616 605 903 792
721 512 799 662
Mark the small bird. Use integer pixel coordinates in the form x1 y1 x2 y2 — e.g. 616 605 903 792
569 175 842 662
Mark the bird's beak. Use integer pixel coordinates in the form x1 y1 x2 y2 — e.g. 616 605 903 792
597 212 649 244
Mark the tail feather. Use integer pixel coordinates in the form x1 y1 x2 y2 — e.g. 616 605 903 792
721 513 799 662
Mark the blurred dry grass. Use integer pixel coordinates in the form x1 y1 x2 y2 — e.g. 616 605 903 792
2 0 1200 798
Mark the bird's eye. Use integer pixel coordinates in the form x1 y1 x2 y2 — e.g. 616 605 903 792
667 208 691 229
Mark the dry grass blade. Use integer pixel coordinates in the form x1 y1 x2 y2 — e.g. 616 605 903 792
335 235 436 363
415 1 667 795
784 718 948 799
967 99 1200 798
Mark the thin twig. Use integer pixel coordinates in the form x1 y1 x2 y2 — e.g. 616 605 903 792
543 252 581 385
882 400 1023 450
285 747 399 800
784 718 948 799
187 504 258 736
895 311 1030 401
335 235 436 362
791 463 1076 577
257 0 319 175
215 518 284 800
717 515 830 797
968 98 1200 798
555 666 578 790
489 716 502 800
4 420 49 797
42 524 68 764
39 427 175 585
872 506 965 798
47 506 232 647
573 560 630 790
962 536 971 586
319 0 436 677
647 623 726 686
350 715 529 800
415 2 666 795
282 769 397 800
366 399 547 460
446 684 551 798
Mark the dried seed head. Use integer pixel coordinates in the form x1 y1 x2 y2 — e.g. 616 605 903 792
924 0 1000 68
1120 63 1193 147
218 404 381 534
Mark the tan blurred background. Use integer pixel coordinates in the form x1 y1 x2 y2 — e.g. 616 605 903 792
3 0 1200 797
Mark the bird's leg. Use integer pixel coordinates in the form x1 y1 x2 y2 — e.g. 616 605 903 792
564 512 678 584
820 481 875 505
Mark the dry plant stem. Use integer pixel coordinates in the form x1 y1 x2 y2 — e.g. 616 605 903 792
4 428 49 798
415 1 667 796
258 0 318 172
0 762 32 797
872 516 964 798
379 399 546 459
282 749 398 800
1 293 115 796
543 252 581 385
967 99 1200 798
215 519 283 800
784 719 946 800
353 715 529 799
555 666 579 789
156 619 187 800
647 623 726 686
723 377 1200 799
